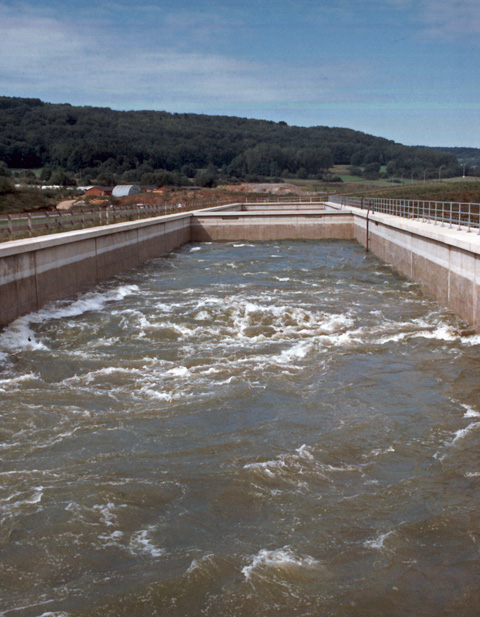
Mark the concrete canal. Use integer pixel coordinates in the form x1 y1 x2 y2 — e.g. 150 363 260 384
1 240 480 616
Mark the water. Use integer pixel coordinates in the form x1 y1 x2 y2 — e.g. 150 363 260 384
1 240 480 617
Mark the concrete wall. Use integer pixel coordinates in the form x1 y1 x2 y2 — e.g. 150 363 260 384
191 210 354 242
240 203 326 211
0 213 191 329
2 200 480 332
326 202 480 331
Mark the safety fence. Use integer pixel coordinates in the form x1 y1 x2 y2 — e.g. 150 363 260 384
258 194 327 203
0 198 234 242
330 195 480 233
0 194 330 242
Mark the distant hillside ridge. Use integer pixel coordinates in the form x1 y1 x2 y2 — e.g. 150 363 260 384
0 96 462 185
424 146 480 169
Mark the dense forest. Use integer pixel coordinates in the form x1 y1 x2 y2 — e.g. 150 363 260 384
0 96 465 187
425 146 480 169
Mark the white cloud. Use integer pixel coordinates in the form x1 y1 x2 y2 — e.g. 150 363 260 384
373 0 480 39
0 2 373 113
421 0 480 38
303 0 480 41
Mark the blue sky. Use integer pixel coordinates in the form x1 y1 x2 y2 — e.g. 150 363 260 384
1 0 479 147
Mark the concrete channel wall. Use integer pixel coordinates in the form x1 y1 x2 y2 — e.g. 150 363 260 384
0 213 192 329
326 202 480 332
191 209 354 242
1 200 480 332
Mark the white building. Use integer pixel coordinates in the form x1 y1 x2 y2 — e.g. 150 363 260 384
112 185 142 197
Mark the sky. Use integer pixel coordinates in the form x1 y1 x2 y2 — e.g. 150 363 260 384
1 0 479 147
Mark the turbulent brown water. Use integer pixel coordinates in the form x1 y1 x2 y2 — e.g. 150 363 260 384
1 240 480 617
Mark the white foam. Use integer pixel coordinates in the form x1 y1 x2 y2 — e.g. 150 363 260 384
275 341 312 363
0 284 139 355
460 334 480 346
364 530 394 550
189 247 202 252
25 488 44 505
138 387 175 402
450 422 480 445
296 444 314 460
244 459 288 477
416 324 457 341
242 547 320 581
36 285 140 322
186 552 216 575
373 315 463 345
371 446 395 457
461 403 480 419
0 372 39 392
0 488 44 524
194 310 210 321
243 444 322 486
0 321 49 352
98 530 124 547
167 367 191 377
129 527 165 558
63 366 141 386
93 502 118 527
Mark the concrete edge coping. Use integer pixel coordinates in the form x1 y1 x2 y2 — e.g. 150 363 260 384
193 209 343 218
0 204 247 258
327 202 480 256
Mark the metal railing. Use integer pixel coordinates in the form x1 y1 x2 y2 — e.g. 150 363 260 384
257 194 326 203
330 195 480 233
0 194 329 242
0 197 236 242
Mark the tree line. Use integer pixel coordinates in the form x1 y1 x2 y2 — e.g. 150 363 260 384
0 96 465 187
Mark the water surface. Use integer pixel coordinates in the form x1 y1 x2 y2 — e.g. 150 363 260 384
1 240 480 616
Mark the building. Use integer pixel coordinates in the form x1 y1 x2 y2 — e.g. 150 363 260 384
83 186 113 196
112 185 142 197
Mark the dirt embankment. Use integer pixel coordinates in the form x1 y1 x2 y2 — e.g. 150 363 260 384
221 183 306 195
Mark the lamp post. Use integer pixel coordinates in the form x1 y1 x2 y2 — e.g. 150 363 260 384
462 162 466 179
423 168 433 183
438 165 445 181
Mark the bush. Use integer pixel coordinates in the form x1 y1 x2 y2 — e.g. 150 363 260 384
0 163 12 177
321 173 343 183
0 176 15 194
348 166 363 177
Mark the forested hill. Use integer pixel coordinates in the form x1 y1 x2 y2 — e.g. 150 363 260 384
425 146 480 169
0 96 460 185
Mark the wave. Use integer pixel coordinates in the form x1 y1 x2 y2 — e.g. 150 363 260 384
0 284 139 354
363 530 394 550
450 421 480 445
129 526 165 558
243 444 365 492
242 547 321 582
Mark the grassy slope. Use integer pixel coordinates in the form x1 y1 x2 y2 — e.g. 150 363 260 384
362 181 480 203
